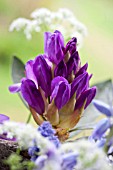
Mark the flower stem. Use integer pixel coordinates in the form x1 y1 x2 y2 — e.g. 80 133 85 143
26 112 32 124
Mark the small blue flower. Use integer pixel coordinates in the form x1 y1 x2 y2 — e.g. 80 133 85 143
28 146 40 161
28 121 60 161
38 121 60 148
93 99 112 117
91 118 110 140
62 152 78 170
91 98 113 152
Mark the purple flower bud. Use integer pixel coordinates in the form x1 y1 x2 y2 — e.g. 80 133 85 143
9 83 21 93
75 87 96 110
44 30 64 65
91 118 110 140
66 51 80 76
33 55 52 97
54 60 67 78
65 37 77 55
51 76 71 110
21 79 45 115
71 72 89 98
93 99 112 117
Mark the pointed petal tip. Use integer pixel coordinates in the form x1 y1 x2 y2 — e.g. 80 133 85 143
9 83 21 93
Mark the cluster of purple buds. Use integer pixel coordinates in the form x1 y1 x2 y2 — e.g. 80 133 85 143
9 30 96 140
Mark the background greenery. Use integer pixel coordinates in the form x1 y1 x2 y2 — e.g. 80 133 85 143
0 0 113 122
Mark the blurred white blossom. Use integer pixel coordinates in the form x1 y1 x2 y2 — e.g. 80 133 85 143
0 121 112 170
73 140 112 170
0 121 52 151
9 8 87 48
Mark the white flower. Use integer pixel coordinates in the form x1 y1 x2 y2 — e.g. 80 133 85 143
9 8 87 48
0 121 52 151
31 8 51 19
9 18 30 32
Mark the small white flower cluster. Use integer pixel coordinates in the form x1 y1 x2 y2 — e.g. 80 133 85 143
60 140 112 170
9 8 87 48
0 121 53 152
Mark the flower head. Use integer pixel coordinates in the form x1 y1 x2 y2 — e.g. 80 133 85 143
9 30 96 141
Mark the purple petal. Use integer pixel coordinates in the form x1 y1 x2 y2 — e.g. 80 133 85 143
93 99 112 117
55 82 71 109
21 79 45 115
25 60 38 88
9 83 21 93
65 37 77 55
51 77 71 109
75 87 96 110
91 118 110 140
51 76 68 92
54 60 67 78
66 51 80 76
0 114 9 124
62 152 78 170
44 30 64 65
75 63 88 77
71 72 89 98
33 55 52 97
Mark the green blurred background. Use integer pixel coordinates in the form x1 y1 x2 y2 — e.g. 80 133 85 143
0 0 113 123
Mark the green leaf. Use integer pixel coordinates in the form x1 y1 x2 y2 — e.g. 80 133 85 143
11 56 28 108
12 56 25 83
69 79 113 139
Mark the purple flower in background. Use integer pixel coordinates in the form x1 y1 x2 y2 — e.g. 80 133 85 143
0 114 9 124
62 152 78 170
90 118 110 140
34 142 78 170
9 30 96 140
90 99 113 151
